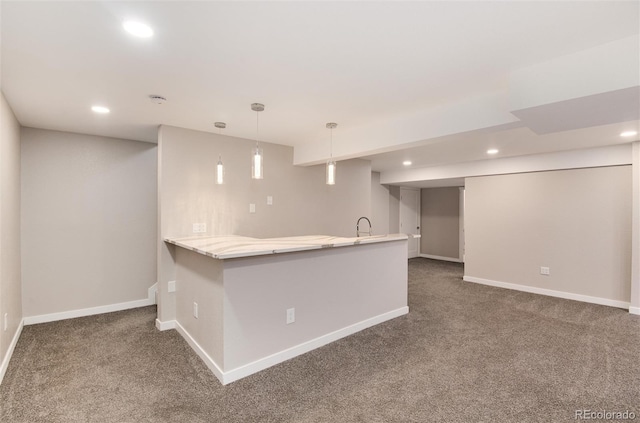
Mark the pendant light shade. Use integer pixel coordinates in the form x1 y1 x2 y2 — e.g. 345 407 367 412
326 160 336 185
214 122 226 184
252 146 263 179
216 156 224 184
251 103 265 180
326 122 338 185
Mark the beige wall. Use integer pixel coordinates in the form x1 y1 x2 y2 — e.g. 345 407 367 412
465 166 632 303
21 128 157 317
0 91 22 377
371 172 390 235
157 125 373 322
159 125 370 239
388 186 401 233
172 238 408 383
222 241 407 372
632 142 640 312
420 187 460 259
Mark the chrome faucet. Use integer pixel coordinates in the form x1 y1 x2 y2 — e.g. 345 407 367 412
356 217 372 237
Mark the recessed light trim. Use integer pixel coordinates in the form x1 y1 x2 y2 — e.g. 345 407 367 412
402 161 412 166
123 20 153 38
91 105 110 114
487 149 499 155
620 131 638 137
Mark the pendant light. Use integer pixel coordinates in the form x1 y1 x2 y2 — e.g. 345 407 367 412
251 103 265 179
214 122 226 185
326 122 337 185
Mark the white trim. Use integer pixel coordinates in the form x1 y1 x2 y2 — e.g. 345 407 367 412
155 319 176 331
463 276 630 310
222 306 408 385
23 297 155 326
629 307 640 316
148 283 158 305
459 186 465 263
174 321 225 383
419 253 462 263
173 306 408 385
0 318 24 385
631 141 640 314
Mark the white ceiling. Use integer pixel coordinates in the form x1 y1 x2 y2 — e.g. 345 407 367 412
1 1 639 180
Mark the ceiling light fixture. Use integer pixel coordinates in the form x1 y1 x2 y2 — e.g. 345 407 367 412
487 149 499 155
326 123 338 185
123 20 153 38
403 161 412 166
251 103 264 180
91 105 110 114
149 95 167 105
620 130 638 137
214 122 226 185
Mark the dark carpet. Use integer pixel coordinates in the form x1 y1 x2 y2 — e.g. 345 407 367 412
1 258 639 422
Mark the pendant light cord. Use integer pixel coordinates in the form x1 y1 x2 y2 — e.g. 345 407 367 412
330 127 333 160
256 110 260 149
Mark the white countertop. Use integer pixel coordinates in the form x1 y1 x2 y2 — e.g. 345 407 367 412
164 234 418 259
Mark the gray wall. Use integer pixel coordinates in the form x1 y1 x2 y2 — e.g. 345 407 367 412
158 125 371 239
388 186 401 233
420 187 460 259
21 128 157 317
371 172 390 235
157 125 372 323
465 166 632 303
0 91 22 378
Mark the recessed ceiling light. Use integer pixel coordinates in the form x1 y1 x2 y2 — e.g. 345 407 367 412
487 149 499 155
123 20 153 38
620 131 638 137
403 161 412 166
91 105 110 114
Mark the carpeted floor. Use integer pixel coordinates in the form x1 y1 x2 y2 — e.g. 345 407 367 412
1 258 639 422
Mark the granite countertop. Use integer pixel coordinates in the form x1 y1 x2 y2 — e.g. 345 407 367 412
164 234 418 259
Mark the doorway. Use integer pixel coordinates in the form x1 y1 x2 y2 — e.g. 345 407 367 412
400 187 420 258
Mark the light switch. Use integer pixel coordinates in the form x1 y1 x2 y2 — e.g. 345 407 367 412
267 196 273 206
250 203 256 213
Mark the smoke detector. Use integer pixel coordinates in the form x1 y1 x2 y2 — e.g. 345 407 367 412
149 95 167 105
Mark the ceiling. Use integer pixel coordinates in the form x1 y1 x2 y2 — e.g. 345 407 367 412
1 1 639 180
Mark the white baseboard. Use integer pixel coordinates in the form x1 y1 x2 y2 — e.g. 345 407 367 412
463 276 631 310
222 306 409 385
0 318 24 386
171 306 409 385
419 254 463 263
148 283 158 305
155 319 176 331
174 321 225 383
24 297 156 326
629 306 640 315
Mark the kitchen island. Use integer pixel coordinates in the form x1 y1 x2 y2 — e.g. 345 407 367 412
161 234 411 385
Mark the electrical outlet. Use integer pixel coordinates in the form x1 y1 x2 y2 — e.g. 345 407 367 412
286 308 295 324
267 196 273 206
250 203 256 213
192 223 207 233
193 302 199 319
168 280 176 293
540 266 550 276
